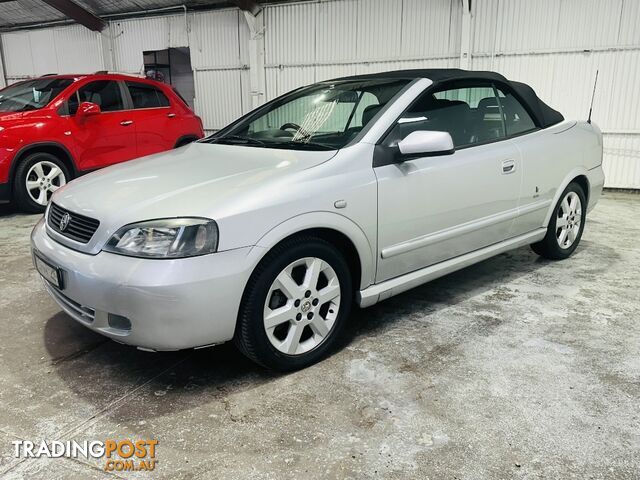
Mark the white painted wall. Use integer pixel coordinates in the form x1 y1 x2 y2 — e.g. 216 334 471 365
1 0 638 188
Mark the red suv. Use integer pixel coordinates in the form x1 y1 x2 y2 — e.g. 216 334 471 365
0 73 204 212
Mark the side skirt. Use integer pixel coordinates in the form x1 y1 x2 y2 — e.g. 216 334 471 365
357 228 547 308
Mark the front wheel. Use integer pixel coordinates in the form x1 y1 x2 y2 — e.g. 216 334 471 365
13 152 70 213
234 236 352 371
531 181 586 260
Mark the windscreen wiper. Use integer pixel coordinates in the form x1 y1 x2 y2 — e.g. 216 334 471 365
209 135 268 146
210 135 334 150
269 140 335 151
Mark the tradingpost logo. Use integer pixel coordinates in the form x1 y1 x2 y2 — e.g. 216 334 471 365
12 439 158 472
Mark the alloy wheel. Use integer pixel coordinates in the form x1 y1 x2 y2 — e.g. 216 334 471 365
26 161 66 206
556 191 582 249
263 257 341 355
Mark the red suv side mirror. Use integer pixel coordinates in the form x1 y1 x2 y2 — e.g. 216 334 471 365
77 101 101 118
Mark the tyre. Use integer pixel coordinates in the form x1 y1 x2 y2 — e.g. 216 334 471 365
531 181 586 260
235 236 353 371
14 152 71 213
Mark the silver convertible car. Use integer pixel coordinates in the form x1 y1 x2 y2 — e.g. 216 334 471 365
31 69 604 370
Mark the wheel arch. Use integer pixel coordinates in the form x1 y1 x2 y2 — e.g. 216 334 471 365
249 212 376 292
572 174 590 206
543 169 591 227
10 142 77 193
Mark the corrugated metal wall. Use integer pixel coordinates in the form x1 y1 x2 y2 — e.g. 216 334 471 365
263 0 461 98
1 0 638 187
1 24 103 81
108 9 249 128
469 0 640 188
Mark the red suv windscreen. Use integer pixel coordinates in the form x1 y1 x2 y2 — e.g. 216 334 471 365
0 78 73 112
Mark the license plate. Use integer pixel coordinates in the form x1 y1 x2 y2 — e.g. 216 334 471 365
34 253 64 290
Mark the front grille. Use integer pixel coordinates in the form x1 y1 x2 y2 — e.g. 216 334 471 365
48 203 100 244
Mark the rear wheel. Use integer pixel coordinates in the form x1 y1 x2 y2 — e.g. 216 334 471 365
531 181 586 260
235 236 352 371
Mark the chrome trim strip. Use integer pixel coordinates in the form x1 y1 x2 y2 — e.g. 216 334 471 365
381 199 551 259
359 228 547 308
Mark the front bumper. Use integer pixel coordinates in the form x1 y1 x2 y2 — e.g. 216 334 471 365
31 218 259 351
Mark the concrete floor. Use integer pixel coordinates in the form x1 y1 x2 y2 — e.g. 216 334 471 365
0 192 638 479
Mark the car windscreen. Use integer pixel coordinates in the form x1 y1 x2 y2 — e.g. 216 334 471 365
207 79 410 151
0 78 74 113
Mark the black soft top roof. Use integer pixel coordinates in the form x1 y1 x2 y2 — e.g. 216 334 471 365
329 68 564 129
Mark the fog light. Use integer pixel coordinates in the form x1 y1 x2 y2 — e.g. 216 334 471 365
108 313 131 331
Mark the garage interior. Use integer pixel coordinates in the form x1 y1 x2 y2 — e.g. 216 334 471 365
0 0 639 479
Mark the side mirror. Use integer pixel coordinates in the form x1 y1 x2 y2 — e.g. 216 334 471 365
77 101 101 118
397 130 454 158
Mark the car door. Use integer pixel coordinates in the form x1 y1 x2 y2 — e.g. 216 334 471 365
497 91 554 236
123 81 176 157
64 80 138 170
374 83 522 282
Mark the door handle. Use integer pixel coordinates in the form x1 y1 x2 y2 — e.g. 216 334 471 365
120 120 134 126
501 159 516 174
167 113 176 118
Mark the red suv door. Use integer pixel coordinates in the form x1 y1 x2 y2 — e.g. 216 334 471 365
62 80 138 170
123 81 179 157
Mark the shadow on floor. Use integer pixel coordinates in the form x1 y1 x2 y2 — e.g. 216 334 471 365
39 241 571 423
0 203 18 218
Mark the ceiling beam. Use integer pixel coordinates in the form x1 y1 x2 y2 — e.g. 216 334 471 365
40 0 106 31
231 0 262 16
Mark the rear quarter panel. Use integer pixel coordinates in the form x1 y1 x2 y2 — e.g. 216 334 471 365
511 120 603 233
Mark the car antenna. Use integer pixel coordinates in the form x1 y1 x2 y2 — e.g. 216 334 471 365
587 69 599 124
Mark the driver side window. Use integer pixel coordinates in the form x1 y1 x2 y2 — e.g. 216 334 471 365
67 80 125 115
385 85 506 149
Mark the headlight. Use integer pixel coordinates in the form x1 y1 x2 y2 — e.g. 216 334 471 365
104 218 218 259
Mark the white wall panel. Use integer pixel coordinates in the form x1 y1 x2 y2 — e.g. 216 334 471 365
1 31 36 79
316 0 358 63
29 30 58 75
471 0 499 54
471 0 640 188
619 0 640 46
603 135 640 189
494 0 561 53
262 0 460 112
189 9 245 69
401 0 461 57
53 27 103 73
356 0 403 59
194 69 244 129
555 0 623 49
265 2 317 65
1 24 101 81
